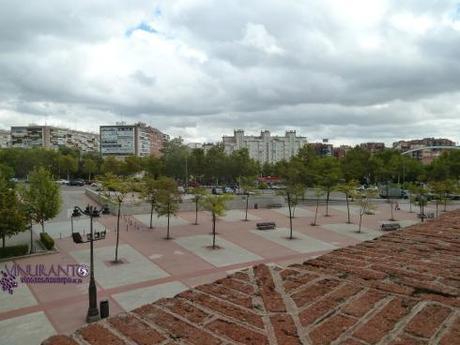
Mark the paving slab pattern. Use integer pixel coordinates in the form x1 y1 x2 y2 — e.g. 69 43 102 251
0 312 55 345
321 223 381 241
70 244 169 289
33 219 107 239
113 281 188 311
250 228 336 253
218 209 261 222
0 262 37 313
175 235 262 267
134 213 189 227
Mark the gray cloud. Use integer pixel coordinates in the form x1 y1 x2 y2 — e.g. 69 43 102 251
0 0 459 146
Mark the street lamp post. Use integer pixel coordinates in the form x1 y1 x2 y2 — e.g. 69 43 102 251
72 205 109 323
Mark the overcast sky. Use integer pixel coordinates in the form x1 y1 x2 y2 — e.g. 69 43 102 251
0 0 459 146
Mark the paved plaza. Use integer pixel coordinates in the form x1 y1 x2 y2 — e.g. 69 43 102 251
1 193 459 345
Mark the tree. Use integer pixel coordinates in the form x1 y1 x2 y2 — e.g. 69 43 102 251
26 167 62 233
101 174 133 263
404 182 418 213
354 190 377 233
142 177 160 229
0 177 28 249
155 177 181 240
278 184 305 239
82 158 97 181
200 194 233 249
311 187 324 226
190 186 207 225
59 155 78 180
240 176 258 222
314 157 342 216
336 180 358 224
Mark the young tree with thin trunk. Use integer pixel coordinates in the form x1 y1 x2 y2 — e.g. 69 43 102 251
355 190 377 233
101 174 133 263
142 177 160 229
388 198 396 221
278 184 304 239
83 158 97 181
240 176 257 222
26 167 62 233
155 178 181 240
314 157 342 217
336 180 358 224
311 187 324 226
191 186 207 225
200 194 233 249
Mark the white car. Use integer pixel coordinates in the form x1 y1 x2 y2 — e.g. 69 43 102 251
56 179 69 185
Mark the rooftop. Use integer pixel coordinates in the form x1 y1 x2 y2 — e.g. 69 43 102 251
43 210 460 345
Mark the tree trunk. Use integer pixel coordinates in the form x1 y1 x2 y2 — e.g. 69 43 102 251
312 197 319 225
194 199 198 225
436 200 439 218
149 201 154 229
358 213 363 233
30 221 34 254
166 210 170 240
345 194 351 224
287 194 293 239
212 213 216 249
443 195 447 212
409 197 413 213
244 194 249 221
325 190 330 216
41 221 45 233
115 202 121 262
2 232 5 249
389 200 395 221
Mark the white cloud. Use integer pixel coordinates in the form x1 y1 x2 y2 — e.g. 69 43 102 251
240 23 284 55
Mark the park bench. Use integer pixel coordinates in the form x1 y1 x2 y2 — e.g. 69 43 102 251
256 222 276 230
267 203 283 208
380 223 401 231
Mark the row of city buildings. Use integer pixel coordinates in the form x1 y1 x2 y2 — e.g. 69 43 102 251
0 125 457 164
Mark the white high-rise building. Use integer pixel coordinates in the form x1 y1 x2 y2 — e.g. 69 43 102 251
223 129 307 164
0 129 10 148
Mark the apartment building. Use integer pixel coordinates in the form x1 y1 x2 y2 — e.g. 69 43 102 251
100 122 168 158
0 129 11 148
359 142 386 154
393 138 457 164
10 125 99 152
223 129 307 164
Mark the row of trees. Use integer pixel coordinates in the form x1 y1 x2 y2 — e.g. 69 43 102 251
1 140 459 185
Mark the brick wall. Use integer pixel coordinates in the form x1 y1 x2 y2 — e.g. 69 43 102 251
43 210 460 345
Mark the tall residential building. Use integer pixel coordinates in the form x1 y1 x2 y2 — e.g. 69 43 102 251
223 129 307 164
392 138 457 164
10 125 99 152
100 122 168 158
307 139 333 157
0 129 11 148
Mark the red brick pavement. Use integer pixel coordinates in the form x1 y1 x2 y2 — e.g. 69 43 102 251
43 209 460 345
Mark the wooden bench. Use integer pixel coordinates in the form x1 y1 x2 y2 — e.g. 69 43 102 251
380 223 401 231
256 222 276 230
267 203 283 209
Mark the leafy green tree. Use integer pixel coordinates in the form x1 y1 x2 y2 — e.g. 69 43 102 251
101 156 125 176
26 167 62 233
314 157 342 216
200 194 233 249
101 174 133 262
154 177 181 240
336 180 359 224
82 158 97 181
0 177 28 248
278 184 305 239
161 138 189 181
59 155 78 180
341 147 371 183
240 176 258 222
143 156 163 178
190 186 207 225
403 182 418 213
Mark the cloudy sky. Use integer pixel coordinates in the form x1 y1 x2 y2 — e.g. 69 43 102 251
0 0 459 146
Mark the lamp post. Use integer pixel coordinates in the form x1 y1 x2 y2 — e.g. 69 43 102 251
71 205 109 323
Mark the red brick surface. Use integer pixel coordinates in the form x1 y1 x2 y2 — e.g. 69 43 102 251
43 210 460 345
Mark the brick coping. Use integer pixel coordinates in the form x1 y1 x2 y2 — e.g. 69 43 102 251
43 210 460 345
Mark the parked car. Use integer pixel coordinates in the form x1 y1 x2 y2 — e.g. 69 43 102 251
56 179 69 185
223 186 234 194
212 187 223 195
68 179 85 186
177 186 185 193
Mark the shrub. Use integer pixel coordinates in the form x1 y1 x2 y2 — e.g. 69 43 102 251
0 244 29 259
40 232 55 250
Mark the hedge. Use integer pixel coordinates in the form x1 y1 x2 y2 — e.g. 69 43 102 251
0 244 29 259
40 232 55 250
